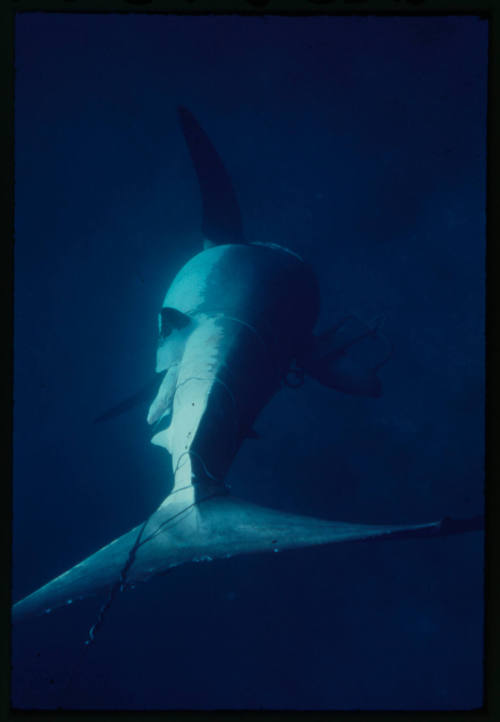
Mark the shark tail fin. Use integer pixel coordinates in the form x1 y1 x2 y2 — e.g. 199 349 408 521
12 492 483 625
178 106 245 247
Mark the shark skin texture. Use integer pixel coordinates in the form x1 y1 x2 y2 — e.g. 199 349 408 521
12 108 483 625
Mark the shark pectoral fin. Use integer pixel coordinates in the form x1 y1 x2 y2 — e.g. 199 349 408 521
11 490 212 625
12 492 483 625
303 317 392 397
214 499 483 553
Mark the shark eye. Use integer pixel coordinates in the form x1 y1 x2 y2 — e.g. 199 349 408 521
159 307 191 340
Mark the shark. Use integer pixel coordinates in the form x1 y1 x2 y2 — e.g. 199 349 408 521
12 107 483 625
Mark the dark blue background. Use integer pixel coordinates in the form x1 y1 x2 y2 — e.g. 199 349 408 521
12 14 486 710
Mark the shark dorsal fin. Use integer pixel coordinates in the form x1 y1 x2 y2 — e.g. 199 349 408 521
178 106 245 246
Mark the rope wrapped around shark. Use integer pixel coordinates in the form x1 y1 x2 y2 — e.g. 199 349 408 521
12 107 483 626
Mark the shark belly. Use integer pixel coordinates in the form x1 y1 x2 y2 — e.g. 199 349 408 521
149 242 321 503
152 316 280 498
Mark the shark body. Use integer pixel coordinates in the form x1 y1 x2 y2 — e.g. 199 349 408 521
12 108 483 625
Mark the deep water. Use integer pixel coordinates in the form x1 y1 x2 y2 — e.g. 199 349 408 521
12 14 486 710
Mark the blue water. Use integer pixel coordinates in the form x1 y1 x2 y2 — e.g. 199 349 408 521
12 14 486 710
